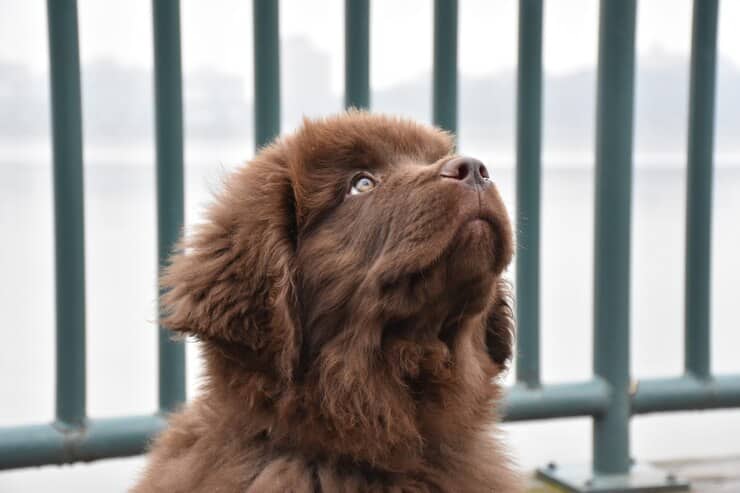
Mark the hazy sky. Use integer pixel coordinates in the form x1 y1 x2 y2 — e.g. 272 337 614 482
1 0 739 99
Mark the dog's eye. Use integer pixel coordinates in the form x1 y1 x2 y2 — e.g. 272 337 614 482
349 174 377 195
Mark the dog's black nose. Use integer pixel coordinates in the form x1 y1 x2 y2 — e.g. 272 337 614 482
440 156 490 186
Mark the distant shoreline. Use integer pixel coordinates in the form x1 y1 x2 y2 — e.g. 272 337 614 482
2 138 739 169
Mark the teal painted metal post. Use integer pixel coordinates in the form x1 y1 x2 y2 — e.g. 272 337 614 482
47 0 86 427
592 0 636 475
153 0 186 412
345 0 370 109
684 0 719 381
254 0 281 149
515 0 544 388
433 0 458 134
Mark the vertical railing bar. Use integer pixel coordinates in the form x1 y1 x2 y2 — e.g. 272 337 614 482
153 0 187 412
432 0 458 134
253 0 281 149
515 0 544 388
684 0 719 381
344 0 370 109
592 0 636 476
47 0 87 427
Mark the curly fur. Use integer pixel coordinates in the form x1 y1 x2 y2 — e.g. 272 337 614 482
132 111 522 492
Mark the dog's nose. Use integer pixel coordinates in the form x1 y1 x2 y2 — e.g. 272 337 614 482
440 156 490 186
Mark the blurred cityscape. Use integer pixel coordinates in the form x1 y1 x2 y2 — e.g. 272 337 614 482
1 37 738 153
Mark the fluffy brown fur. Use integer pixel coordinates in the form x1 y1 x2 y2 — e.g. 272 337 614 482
132 111 521 492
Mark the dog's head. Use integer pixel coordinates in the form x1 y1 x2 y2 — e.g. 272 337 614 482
162 111 514 466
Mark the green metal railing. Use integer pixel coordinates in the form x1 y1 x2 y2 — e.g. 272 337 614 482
153 0 187 415
1 0 737 487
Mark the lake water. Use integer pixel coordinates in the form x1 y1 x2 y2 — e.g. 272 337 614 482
1 145 739 491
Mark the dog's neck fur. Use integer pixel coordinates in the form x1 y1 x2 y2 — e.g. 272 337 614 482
199 308 503 475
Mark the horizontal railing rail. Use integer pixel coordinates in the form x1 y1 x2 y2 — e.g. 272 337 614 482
1 0 737 487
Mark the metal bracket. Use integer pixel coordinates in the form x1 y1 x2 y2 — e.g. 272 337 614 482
536 462 690 493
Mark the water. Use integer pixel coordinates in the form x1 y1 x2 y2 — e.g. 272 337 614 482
1 144 739 491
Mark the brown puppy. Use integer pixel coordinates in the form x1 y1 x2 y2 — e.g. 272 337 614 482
133 111 521 492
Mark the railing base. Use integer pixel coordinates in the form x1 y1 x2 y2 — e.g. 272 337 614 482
0 414 167 470
536 462 690 492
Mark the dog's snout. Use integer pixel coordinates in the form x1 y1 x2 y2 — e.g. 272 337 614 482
440 156 490 186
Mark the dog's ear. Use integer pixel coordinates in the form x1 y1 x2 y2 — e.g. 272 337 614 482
160 151 300 379
484 279 515 368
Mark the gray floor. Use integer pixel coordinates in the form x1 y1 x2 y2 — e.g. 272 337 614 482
657 457 740 493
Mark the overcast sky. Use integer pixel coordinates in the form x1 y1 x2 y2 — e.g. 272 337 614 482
1 0 739 99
